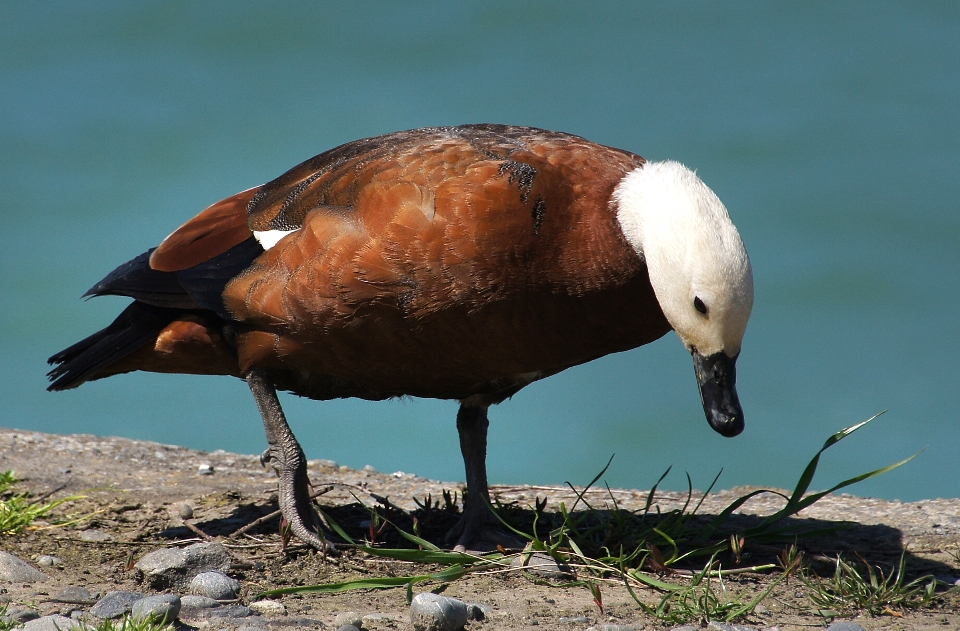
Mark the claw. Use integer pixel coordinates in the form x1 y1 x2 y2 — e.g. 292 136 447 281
259 447 274 468
247 370 339 555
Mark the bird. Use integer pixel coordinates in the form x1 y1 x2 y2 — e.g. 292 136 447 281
47 124 753 552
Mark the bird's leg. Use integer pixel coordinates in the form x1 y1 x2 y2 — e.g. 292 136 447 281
449 402 523 553
246 369 333 552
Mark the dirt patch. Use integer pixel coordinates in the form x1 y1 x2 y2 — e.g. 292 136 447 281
1 428 959 630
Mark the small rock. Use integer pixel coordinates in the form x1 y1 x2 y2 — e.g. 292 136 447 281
465 603 490 621
0 551 48 583
53 586 98 605
706 623 756 631
333 611 363 628
190 571 240 600
2 606 39 623
79 529 113 542
336 626 360 631
178 503 194 519
667 626 700 631
248 600 286 616
559 616 592 624
34 555 61 567
131 594 181 624
410 593 468 631
585 625 643 631
135 542 232 589
198 464 214 475
22 615 87 631
510 552 572 579
90 591 143 619
825 623 868 631
753 603 769 615
180 595 220 609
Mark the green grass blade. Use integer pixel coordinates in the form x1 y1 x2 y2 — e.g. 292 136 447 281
567 454 615 512
357 546 485 565
787 413 884 506
627 568 685 591
690 468 723 517
643 466 672 514
256 564 466 598
378 516 441 550
693 489 780 543
752 449 919 534
317 507 354 545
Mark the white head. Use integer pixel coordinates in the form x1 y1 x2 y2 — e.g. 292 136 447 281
613 160 753 437
613 160 753 358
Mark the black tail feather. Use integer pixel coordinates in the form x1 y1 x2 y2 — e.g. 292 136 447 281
83 249 197 310
46 302 178 391
49 237 260 391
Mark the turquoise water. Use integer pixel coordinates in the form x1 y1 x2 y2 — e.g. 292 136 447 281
2 2 958 502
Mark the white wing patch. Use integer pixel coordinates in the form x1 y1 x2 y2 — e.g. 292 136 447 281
254 228 299 250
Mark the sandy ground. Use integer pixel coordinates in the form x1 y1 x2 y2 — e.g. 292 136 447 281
1 427 959 630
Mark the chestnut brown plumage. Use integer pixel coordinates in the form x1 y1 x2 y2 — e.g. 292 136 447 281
48 124 753 551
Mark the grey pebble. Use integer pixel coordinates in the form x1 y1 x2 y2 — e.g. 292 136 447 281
465 603 490 621
1 606 40 624
22 615 88 631
248 600 286 616
333 611 362 628
79 529 113 542
198 463 214 475
190 570 240 600
825 623 868 631
559 616 592 624
34 555 61 567
134 541 231 589
180 595 220 609
178 503 194 519
667 626 700 631
336 626 360 631
131 594 181 624
0 551 47 583
90 591 143 619
585 625 644 631
706 623 757 631
510 552 572 580
53 586 98 605
410 592 468 631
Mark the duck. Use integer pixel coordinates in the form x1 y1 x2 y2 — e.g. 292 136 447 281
47 124 754 552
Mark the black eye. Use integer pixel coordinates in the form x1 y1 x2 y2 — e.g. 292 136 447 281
694 296 708 315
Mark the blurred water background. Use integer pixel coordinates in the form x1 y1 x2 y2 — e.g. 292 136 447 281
2 2 958 501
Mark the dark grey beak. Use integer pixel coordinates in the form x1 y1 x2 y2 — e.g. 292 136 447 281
692 350 744 437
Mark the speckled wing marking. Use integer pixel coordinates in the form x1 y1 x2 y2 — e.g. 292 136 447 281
244 124 600 232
